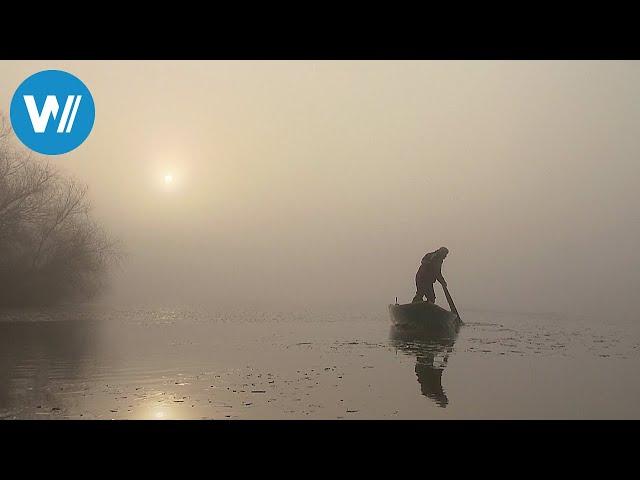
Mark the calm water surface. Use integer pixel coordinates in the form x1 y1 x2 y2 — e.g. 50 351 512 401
1 306 639 419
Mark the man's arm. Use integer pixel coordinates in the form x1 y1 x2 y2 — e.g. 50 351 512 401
436 266 447 287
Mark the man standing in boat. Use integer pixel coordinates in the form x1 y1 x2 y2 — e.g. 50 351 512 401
412 247 449 304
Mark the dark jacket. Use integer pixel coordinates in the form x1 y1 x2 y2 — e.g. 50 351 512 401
416 251 445 287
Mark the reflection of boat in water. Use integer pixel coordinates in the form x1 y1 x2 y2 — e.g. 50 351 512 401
389 325 460 408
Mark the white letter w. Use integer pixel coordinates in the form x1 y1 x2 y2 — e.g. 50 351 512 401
23 95 82 133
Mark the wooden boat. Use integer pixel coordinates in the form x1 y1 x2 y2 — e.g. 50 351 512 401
388 301 462 336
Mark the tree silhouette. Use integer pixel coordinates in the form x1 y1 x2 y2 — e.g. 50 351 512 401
0 114 121 306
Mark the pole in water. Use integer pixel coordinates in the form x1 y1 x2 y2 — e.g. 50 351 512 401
442 285 461 322
395 296 398 305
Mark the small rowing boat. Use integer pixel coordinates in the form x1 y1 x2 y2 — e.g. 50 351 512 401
388 301 462 336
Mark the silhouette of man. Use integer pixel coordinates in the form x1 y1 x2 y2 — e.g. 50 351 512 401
415 358 449 407
412 247 449 303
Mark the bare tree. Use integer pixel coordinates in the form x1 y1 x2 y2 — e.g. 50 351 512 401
0 113 122 306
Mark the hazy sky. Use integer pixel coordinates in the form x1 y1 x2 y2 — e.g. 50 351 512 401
1 61 639 318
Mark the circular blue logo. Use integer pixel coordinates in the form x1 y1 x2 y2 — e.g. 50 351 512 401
10 70 95 155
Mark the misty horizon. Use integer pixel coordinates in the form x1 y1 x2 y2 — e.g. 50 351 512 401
2 61 639 319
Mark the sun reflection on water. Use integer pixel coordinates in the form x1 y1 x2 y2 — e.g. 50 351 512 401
136 400 190 420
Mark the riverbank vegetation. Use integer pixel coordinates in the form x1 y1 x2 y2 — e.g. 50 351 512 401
0 116 121 306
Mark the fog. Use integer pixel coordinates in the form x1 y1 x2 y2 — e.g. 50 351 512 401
1 61 639 318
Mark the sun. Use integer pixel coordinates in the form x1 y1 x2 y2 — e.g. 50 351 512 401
164 174 174 185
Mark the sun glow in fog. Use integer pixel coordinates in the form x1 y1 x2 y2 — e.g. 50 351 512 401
164 174 174 185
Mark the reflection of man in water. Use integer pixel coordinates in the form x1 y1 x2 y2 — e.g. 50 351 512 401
390 328 457 409
415 354 449 407
413 247 449 304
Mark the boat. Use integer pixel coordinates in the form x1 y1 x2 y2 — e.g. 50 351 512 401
388 301 462 336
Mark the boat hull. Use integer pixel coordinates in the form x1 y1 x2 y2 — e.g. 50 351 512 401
388 301 461 336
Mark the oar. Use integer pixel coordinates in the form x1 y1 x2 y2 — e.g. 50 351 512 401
442 283 462 322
